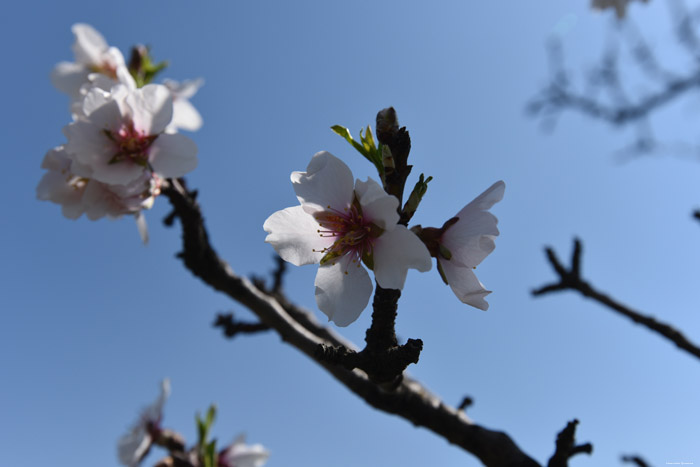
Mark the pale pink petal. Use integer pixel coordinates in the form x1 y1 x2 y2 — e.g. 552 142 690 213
148 133 198 178
442 181 504 268
71 23 108 65
315 257 372 327
292 151 354 215
81 88 120 129
127 84 173 135
221 434 270 467
373 225 432 290
50 62 90 98
170 99 203 132
354 178 399 230
264 206 328 266
440 259 491 310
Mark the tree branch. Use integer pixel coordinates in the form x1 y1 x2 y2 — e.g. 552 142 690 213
162 177 546 467
547 419 592 467
533 238 700 362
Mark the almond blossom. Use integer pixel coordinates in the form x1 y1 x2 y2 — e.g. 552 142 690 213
118 379 171 467
591 0 649 18
264 151 432 326
218 435 270 467
51 23 126 100
63 82 198 186
163 79 204 132
417 181 504 310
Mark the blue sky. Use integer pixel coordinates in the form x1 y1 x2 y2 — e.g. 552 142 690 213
2 1 699 466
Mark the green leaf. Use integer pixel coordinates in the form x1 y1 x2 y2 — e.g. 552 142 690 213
402 174 433 219
331 124 385 178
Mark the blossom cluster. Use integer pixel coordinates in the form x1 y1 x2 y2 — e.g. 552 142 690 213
118 379 270 467
264 151 504 327
38 24 202 242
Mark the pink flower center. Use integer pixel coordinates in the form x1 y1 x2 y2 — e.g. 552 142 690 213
104 123 158 167
313 199 383 269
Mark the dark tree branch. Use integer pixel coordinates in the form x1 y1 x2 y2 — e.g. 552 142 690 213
533 238 700 361
162 177 547 467
621 455 652 467
213 312 271 339
547 419 593 467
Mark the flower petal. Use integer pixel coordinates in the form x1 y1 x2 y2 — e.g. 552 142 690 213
169 99 203 132
315 257 372 326
148 133 198 178
263 206 328 266
440 259 491 310
127 84 174 135
50 62 90 98
442 181 504 268
292 151 354 215
71 23 108 65
354 177 399 230
373 225 432 290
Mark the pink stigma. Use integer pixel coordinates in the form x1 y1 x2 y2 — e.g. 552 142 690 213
313 200 380 267
104 123 158 167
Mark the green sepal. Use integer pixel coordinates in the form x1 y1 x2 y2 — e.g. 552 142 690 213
362 251 375 270
320 250 342 266
331 124 385 178
196 404 217 460
202 439 218 467
402 174 433 219
129 46 169 88
437 260 449 285
438 244 453 261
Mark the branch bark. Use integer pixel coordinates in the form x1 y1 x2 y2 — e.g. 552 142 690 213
162 177 545 467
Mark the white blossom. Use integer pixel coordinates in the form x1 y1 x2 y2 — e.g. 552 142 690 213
438 181 504 310
264 151 431 326
163 79 204 132
63 82 198 186
51 23 126 100
117 379 171 467
218 435 270 467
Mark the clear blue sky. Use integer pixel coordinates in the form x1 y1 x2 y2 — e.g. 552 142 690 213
2 1 699 466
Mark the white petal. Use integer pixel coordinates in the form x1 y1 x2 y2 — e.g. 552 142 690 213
135 212 149 244
169 99 203 132
372 225 432 290
315 258 372 327
354 178 399 231
71 23 108 65
127 84 174 135
50 62 90 98
292 151 354 215
440 259 491 310
263 206 328 266
442 181 504 268
117 427 151 467
148 133 198 178
221 435 270 467
82 88 121 129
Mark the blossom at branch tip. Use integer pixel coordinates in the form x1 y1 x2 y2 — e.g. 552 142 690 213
163 79 204 132
218 434 270 467
117 379 171 467
416 181 504 310
63 82 198 186
264 151 432 327
51 23 126 100
591 0 649 19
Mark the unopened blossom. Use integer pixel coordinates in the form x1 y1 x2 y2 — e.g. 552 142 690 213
591 0 649 18
416 181 504 310
63 82 198 186
118 379 171 467
51 23 126 100
218 435 270 467
264 151 432 326
163 79 204 132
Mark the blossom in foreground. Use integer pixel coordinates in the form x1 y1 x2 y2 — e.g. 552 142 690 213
51 23 126 100
218 435 270 467
163 79 204 132
591 0 649 18
264 151 431 326
63 83 198 185
118 379 171 467
416 181 504 310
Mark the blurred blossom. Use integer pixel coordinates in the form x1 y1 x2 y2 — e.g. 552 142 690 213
218 435 270 467
117 379 171 467
591 0 649 18
264 151 431 326
163 79 204 132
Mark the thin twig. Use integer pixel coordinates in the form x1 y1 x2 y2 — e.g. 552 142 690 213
533 238 700 362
